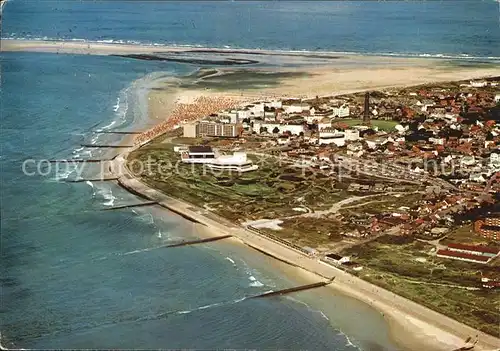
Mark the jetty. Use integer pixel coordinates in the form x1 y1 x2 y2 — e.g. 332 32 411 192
165 234 233 248
66 177 118 183
94 131 143 135
81 144 134 148
48 159 111 163
102 201 158 211
252 278 334 299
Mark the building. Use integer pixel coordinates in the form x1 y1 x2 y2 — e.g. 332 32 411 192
181 146 216 163
183 122 199 138
318 129 346 146
344 129 360 141
470 80 487 88
183 121 240 138
481 276 500 289
283 103 310 114
331 104 350 118
323 253 350 265
181 147 258 172
474 214 500 240
253 122 304 136
436 249 490 264
205 152 258 173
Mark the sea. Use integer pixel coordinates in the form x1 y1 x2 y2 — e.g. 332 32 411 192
1 1 499 350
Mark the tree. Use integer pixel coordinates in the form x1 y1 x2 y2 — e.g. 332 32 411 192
272 127 280 134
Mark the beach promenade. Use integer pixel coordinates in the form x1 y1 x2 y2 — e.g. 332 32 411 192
110 146 500 351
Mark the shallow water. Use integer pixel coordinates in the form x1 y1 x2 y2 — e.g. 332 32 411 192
3 0 500 59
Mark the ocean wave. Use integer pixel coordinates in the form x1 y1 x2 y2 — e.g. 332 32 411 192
174 296 249 316
248 275 264 288
285 296 330 322
225 256 236 265
337 330 360 350
51 168 74 181
3 36 500 61
95 186 115 206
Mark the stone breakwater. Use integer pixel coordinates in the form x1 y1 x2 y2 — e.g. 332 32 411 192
134 95 243 145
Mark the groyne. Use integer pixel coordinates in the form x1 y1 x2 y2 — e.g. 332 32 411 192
81 144 134 148
48 159 111 163
95 131 143 135
102 201 158 211
67 177 118 183
165 234 232 248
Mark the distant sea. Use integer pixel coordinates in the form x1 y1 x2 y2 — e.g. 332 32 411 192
1 1 499 349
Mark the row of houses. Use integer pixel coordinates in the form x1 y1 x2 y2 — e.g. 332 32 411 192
436 243 499 264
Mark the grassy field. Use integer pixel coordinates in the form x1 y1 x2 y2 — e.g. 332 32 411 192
333 118 398 131
440 224 496 247
342 235 500 337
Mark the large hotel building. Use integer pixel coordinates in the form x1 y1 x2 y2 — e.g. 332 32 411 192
183 121 240 138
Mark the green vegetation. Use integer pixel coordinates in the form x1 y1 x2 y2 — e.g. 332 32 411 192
128 140 348 223
342 236 500 337
440 224 495 247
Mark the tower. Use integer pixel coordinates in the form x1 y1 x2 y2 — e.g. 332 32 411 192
363 92 371 125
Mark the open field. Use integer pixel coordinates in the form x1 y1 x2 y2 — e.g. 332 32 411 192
333 118 399 131
128 141 349 222
341 235 500 337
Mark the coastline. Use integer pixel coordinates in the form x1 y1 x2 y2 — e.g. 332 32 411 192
111 147 500 351
103 71 500 351
33 41 500 349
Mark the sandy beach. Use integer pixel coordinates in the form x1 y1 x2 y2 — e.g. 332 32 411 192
114 82 500 351
116 49 500 350
111 150 500 351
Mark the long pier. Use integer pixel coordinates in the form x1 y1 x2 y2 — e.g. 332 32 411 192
66 177 118 183
165 234 233 248
252 279 334 299
102 201 158 211
81 144 134 148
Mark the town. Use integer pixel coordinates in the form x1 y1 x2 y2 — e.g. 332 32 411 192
129 77 500 337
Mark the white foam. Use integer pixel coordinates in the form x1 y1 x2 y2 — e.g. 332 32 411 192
96 187 116 206
136 213 154 225
51 168 74 181
337 330 360 349
225 257 236 265
4 37 499 61
123 247 156 255
249 280 264 288
113 97 120 112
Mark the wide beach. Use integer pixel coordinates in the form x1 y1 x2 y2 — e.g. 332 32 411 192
6 38 500 350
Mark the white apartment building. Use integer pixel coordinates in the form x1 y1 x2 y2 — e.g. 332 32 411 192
331 104 350 118
253 122 305 135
